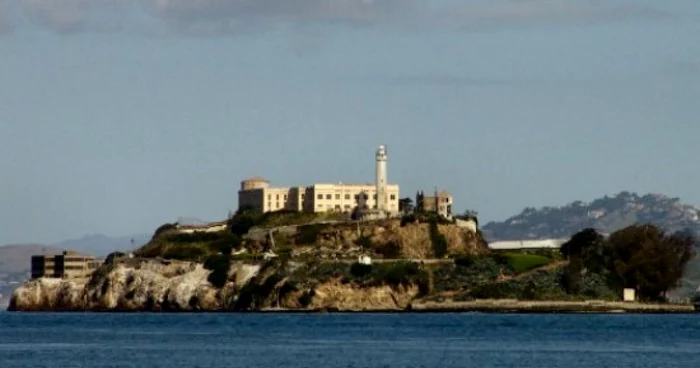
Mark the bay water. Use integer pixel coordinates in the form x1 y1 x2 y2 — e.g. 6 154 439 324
1 312 699 367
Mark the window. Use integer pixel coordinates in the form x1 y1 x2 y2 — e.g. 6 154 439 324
344 204 351 209
390 194 396 200
335 194 340 200
268 194 271 200
373 194 377 200
345 194 350 200
335 205 341 210
317 204 323 208
301 194 305 199
268 202 271 208
276 202 280 208
276 194 279 200
317 194 323 200
326 194 332 200
284 195 287 200
354 194 359 200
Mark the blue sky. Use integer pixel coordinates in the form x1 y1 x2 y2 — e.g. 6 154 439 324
1 0 699 245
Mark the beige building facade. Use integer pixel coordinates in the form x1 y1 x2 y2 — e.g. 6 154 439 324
417 189 454 219
238 178 400 215
238 145 400 215
31 251 101 279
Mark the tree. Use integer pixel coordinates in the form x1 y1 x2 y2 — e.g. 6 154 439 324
105 252 126 264
604 224 694 301
228 208 261 236
399 197 414 214
560 228 605 272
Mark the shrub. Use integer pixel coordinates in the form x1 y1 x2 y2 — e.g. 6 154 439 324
207 233 242 255
105 252 126 265
203 254 231 288
373 241 402 259
469 269 567 300
429 221 448 258
228 210 262 236
434 256 501 292
454 254 480 268
373 262 425 288
400 214 417 227
152 223 177 240
296 224 325 245
163 243 208 261
350 262 373 277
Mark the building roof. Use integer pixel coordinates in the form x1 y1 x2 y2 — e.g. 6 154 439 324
243 176 269 183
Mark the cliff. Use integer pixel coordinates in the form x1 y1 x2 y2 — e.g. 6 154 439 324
12 216 487 312
10 258 420 312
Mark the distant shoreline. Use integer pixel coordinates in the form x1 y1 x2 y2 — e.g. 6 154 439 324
14 299 694 314
255 299 698 314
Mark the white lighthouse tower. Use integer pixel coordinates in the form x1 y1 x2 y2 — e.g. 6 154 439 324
375 144 388 212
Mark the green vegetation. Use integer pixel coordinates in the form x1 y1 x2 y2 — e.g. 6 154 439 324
502 253 551 274
289 260 431 296
429 220 448 258
203 254 232 288
440 224 696 302
105 252 126 265
296 224 325 245
135 230 242 262
229 208 347 235
560 225 694 301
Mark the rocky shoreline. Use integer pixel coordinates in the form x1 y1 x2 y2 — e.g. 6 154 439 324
9 257 699 314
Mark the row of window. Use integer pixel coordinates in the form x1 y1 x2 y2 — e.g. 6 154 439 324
268 194 288 201
264 192 399 202
265 193 398 210
315 193 397 201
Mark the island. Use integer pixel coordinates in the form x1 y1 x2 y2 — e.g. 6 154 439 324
9 209 699 313
9 145 700 313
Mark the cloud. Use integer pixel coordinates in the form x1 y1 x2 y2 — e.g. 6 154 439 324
0 0 679 35
439 0 675 29
21 0 93 33
0 0 16 32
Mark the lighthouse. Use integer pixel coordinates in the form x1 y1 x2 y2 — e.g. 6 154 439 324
375 144 388 212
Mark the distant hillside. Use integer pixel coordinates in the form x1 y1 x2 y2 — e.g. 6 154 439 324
52 233 150 257
0 244 64 275
0 233 149 279
482 192 700 242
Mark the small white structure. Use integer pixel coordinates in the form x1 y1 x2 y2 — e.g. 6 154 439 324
358 255 372 265
623 288 636 302
488 238 568 250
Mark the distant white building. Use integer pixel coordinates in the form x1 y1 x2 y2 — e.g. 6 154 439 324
238 145 400 215
488 238 569 250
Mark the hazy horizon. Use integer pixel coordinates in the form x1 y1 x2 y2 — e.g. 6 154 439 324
2 0 699 245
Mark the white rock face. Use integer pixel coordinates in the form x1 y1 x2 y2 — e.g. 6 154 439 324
455 219 477 233
11 260 246 312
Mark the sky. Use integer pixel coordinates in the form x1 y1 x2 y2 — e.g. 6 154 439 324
1 0 699 245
